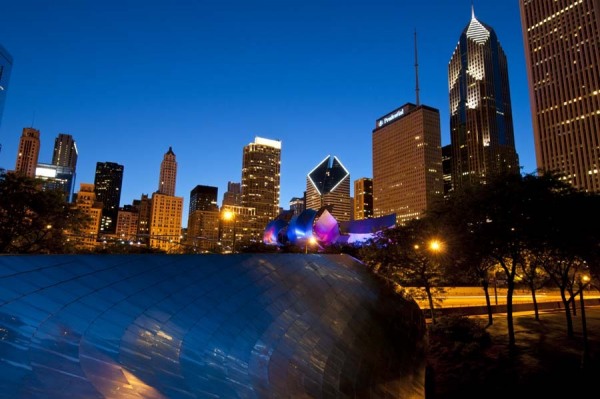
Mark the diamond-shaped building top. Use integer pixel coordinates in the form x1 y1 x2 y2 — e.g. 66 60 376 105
306 155 351 221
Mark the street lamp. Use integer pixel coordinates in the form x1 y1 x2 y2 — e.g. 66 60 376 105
429 239 443 253
579 274 591 366
305 236 317 254
222 210 237 254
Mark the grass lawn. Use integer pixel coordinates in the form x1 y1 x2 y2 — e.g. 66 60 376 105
425 306 600 399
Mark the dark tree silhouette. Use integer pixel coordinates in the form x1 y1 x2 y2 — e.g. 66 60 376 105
0 172 90 254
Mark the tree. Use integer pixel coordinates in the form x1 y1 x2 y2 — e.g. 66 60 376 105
359 218 449 323
440 172 547 348
430 190 499 327
518 249 551 321
0 172 89 254
528 179 600 337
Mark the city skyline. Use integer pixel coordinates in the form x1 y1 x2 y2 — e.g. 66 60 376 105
0 1 536 226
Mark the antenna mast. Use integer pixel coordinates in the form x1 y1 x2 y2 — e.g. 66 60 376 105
414 29 420 106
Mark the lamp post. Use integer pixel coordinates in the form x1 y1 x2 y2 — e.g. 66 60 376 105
222 210 237 254
579 274 590 366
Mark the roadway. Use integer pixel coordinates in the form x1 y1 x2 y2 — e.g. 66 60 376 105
415 286 600 309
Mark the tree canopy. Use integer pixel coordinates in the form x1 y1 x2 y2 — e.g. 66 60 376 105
0 171 90 254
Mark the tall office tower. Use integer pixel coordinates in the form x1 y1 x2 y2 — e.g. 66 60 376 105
51 133 78 201
189 185 218 214
149 192 183 253
35 163 75 202
72 183 103 249
241 137 282 236
449 8 520 189
353 178 373 221
94 162 124 235
442 144 454 197
52 133 78 169
0 44 12 129
289 197 305 216
372 103 443 225
306 155 352 222
222 181 242 206
158 147 177 196
14 127 41 177
136 194 151 244
116 204 139 242
187 185 219 252
520 0 600 192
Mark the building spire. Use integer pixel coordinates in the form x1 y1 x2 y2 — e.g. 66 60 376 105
414 29 420 106
471 1 475 19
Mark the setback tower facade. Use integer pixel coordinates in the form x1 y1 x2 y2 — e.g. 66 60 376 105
449 8 520 189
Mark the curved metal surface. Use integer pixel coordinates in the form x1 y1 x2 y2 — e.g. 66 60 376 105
0 254 425 398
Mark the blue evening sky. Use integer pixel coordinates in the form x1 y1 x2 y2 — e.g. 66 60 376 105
0 0 535 227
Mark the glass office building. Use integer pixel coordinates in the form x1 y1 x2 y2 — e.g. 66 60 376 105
0 44 12 128
35 162 76 202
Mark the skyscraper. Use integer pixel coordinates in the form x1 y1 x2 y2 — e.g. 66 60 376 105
189 185 218 214
519 0 600 192
354 178 373 221
158 147 177 196
14 127 40 177
94 162 124 235
136 194 151 244
149 192 183 253
449 8 520 189
372 103 443 225
72 183 103 249
35 163 75 202
52 133 78 169
51 133 77 201
0 44 12 129
222 181 241 206
289 196 305 216
306 155 352 222
150 148 183 252
241 137 281 236
442 144 453 197
187 185 219 252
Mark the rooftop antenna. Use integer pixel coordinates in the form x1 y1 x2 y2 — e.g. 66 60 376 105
414 29 420 106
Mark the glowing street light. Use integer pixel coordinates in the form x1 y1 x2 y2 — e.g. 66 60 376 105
429 239 443 253
305 236 317 254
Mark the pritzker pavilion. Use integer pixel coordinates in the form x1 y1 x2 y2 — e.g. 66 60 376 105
263 206 396 249
0 253 426 398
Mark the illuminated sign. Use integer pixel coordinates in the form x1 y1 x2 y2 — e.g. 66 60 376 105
36 166 57 178
376 107 407 128
255 137 281 149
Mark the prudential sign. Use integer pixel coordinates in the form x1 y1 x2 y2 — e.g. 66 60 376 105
377 107 406 128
